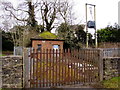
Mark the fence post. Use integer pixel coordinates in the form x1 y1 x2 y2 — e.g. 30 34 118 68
0 57 2 88
23 48 31 88
14 47 15 56
99 49 104 81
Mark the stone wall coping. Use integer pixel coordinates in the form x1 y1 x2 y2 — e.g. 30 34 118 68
1 55 22 58
103 57 120 59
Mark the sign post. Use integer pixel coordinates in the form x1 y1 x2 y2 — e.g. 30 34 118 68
85 3 97 48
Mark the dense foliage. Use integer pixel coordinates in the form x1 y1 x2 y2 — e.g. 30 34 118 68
56 23 93 49
56 23 75 49
2 31 14 51
97 26 120 42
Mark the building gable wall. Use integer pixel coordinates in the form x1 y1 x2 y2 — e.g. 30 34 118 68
32 40 64 50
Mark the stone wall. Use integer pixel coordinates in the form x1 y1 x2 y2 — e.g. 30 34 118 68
1 56 23 88
103 57 120 80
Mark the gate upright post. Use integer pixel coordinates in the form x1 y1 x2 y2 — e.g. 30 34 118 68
0 56 2 88
23 48 31 88
99 49 104 81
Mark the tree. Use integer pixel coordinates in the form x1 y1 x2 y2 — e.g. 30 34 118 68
40 0 58 32
27 1 37 28
1 0 75 47
39 0 73 32
56 23 75 48
97 25 120 42
58 0 74 24
2 30 14 51
1 1 38 31
1 0 73 32
10 25 37 47
74 24 86 43
56 23 89 49
1 1 42 47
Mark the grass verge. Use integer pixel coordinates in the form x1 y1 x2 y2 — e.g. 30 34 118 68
92 77 120 88
102 77 120 88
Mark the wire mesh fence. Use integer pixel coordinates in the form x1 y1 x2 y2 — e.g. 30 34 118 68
14 47 23 56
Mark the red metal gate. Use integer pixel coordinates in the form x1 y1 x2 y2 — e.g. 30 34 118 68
29 49 100 88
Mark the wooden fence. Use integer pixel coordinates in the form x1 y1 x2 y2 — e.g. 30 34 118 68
28 48 102 88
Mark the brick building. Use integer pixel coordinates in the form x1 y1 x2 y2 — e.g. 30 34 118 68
31 31 64 50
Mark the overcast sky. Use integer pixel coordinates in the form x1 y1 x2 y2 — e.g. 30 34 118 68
1 0 120 34
73 0 119 29
71 0 120 34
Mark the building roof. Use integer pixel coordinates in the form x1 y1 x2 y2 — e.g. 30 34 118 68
31 31 64 41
